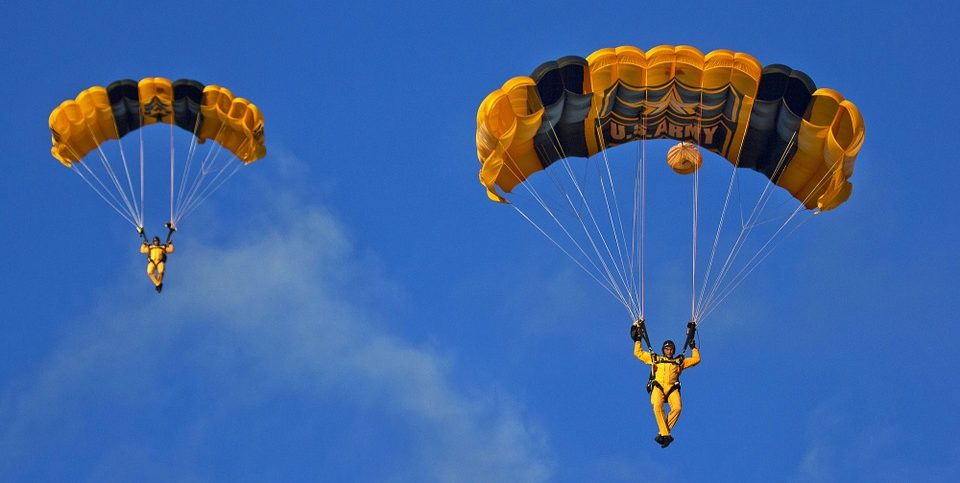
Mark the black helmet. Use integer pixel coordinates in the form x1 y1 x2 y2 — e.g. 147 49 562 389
152 236 161 243
662 340 676 351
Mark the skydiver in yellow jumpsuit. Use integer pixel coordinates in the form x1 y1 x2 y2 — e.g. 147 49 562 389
631 321 700 448
138 223 176 293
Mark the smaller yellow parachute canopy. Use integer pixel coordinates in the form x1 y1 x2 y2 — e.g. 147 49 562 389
49 77 266 167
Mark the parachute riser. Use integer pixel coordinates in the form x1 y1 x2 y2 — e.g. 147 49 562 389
164 221 177 243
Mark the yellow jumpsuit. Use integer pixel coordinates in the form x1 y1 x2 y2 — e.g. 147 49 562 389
634 343 700 437
140 241 174 287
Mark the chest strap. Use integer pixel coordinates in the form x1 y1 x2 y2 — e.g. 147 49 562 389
645 354 685 395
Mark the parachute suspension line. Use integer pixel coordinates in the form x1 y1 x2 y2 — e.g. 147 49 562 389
699 155 842 321
690 88 705 322
175 145 229 225
546 158 634 308
629 130 646 319
590 108 642 317
59 142 137 228
139 109 146 227
500 137 635 317
612 114 645 318
173 122 230 225
594 134 635 311
82 126 135 222
538 126 623 290
630 139 644 318
694 95 752 318
638 134 647 318
750 210 801 228
696 138 745 317
176 160 242 223
92 141 140 226
691 152 700 321
81 123 142 226
498 146 611 283
697 138 795 318
69 161 140 228
699 213 814 321
749 177 824 226
108 119 142 226
169 121 175 224
545 146 636 315
638 89 650 319
511 204 634 317
696 132 799 320
498 146 634 316
174 112 204 222
590 111 637 314
175 127 223 223
544 121 637 314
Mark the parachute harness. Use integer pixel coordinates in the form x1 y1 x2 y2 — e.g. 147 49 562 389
636 321 689 396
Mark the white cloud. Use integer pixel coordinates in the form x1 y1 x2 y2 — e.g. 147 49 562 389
0 194 552 482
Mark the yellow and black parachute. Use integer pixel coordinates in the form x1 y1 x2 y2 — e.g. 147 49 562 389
49 78 266 231
476 45 864 211
50 78 265 166
475 45 865 326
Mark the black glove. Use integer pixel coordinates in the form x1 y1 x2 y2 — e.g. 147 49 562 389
631 319 647 343
684 322 697 349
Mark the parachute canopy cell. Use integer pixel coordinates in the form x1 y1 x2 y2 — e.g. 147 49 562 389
476 45 865 211
50 77 266 167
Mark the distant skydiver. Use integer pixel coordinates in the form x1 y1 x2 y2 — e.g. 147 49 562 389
631 320 700 448
138 222 176 293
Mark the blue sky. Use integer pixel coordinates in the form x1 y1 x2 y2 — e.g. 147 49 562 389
1 1 958 481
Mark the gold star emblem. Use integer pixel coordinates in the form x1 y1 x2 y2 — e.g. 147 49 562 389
143 96 171 122
644 85 700 117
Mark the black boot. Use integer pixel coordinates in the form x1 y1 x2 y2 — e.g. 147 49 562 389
156 283 163 293
655 434 664 446
660 435 674 448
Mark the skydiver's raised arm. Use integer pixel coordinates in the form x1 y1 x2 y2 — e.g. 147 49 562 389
635 342 653 364
631 320 654 363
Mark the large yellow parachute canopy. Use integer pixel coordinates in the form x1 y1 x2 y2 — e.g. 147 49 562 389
476 45 864 211
50 77 266 167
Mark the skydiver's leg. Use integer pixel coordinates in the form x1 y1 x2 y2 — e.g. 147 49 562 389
666 390 682 430
147 261 161 286
156 261 165 284
650 389 670 436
